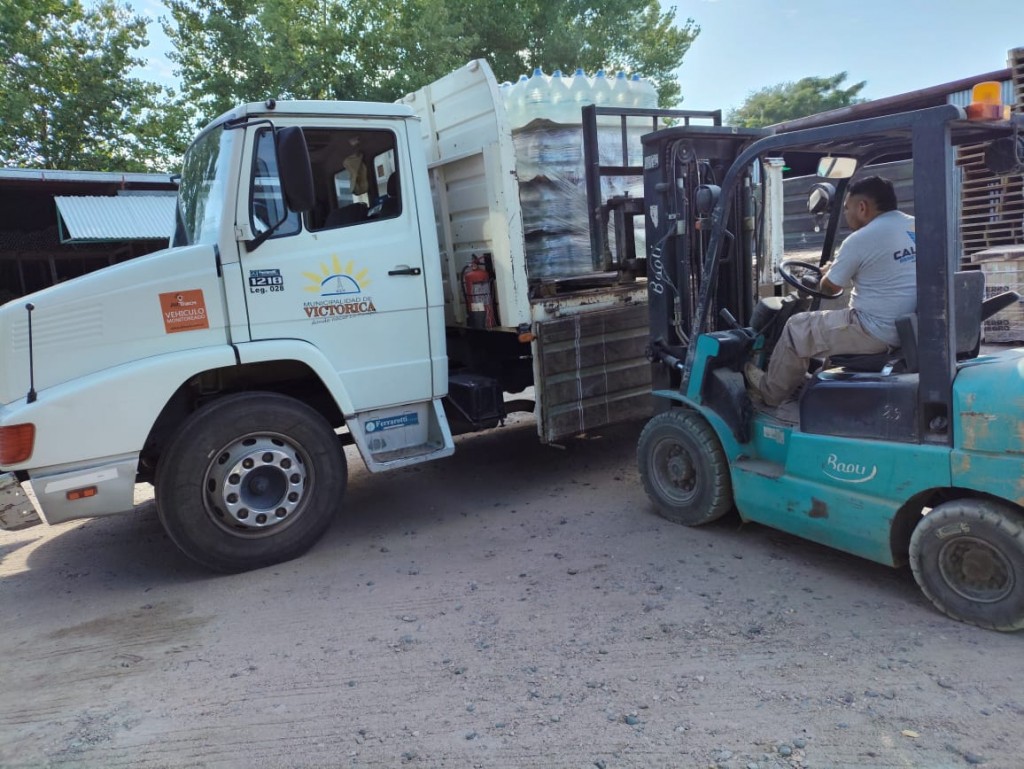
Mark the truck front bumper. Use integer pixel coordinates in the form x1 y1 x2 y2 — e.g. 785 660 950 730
0 472 42 531
24 454 140 526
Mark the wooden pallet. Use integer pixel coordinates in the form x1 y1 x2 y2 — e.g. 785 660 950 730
958 47 1024 264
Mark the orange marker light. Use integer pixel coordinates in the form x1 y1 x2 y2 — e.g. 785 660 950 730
966 81 1004 121
67 487 98 501
0 423 35 465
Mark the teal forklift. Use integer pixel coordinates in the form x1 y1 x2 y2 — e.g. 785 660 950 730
636 98 1024 630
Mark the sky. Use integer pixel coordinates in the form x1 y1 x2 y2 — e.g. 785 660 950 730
670 0 1024 112
135 0 1024 114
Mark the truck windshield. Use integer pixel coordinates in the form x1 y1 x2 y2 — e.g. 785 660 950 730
172 127 236 247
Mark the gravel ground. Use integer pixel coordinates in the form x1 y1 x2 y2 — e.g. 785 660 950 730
1 417 1022 768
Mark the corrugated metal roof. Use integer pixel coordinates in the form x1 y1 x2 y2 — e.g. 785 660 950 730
2 167 176 185
54 194 177 242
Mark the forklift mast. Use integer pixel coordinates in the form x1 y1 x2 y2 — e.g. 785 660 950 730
641 126 766 393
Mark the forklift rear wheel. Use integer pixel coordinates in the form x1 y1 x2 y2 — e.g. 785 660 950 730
156 392 347 573
909 499 1024 631
637 409 733 526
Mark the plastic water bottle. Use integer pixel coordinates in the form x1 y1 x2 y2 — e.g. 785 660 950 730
592 69 612 107
628 73 642 108
524 67 550 125
548 69 571 124
637 76 658 108
566 67 592 125
592 69 613 125
506 73 529 129
612 70 630 107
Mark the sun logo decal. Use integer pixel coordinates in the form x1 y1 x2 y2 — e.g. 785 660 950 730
301 255 377 323
303 255 371 297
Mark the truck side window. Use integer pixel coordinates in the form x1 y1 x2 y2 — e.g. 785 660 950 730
305 128 401 230
250 129 301 238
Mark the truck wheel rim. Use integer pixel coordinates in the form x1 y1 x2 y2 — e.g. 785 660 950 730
652 437 698 504
938 535 1014 603
204 435 309 535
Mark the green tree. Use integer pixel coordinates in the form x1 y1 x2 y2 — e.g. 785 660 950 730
450 0 698 107
0 0 185 171
163 0 699 127
727 73 866 128
164 0 467 124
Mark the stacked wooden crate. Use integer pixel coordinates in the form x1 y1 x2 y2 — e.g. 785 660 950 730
962 47 1024 341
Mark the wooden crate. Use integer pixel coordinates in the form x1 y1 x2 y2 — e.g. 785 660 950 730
976 245 1024 342
957 47 1024 265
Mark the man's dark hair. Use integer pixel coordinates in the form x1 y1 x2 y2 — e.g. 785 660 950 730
847 175 898 212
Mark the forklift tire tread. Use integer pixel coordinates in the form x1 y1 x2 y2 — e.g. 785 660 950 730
637 408 733 527
155 391 347 573
909 499 1024 632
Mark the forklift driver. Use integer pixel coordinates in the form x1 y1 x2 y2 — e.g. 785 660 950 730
746 175 917 406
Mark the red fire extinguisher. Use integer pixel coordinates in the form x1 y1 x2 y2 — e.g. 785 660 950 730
462 254 496 329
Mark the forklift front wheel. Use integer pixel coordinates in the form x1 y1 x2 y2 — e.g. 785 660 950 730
909 499 1024 631
637 409 733 526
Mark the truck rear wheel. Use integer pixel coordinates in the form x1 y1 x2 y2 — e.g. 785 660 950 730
637 408 733 526
909 499 1024 631
155 392 346 572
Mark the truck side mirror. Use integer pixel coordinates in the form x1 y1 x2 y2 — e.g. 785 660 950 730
277 127 315 212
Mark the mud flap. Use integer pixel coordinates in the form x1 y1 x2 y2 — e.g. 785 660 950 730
0 473 42 531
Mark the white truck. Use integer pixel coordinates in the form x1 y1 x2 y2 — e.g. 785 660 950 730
0 60 718 571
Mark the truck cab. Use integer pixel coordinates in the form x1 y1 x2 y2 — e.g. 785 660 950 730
0 99 455 570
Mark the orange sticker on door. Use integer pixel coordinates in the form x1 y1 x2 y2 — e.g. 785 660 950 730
159 289 210 333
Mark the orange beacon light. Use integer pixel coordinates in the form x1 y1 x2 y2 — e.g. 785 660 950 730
965 81 1007 121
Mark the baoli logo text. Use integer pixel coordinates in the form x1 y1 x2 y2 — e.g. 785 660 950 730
822 453 877 484
302 255 375 325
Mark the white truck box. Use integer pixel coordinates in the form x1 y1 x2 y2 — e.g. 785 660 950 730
403 60 652 441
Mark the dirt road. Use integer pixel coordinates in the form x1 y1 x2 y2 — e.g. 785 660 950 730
1 418 1022 768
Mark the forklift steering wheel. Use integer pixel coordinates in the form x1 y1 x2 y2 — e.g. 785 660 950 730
779 259 845 301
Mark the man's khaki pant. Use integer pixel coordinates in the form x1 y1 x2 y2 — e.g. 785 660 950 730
758 308 888 406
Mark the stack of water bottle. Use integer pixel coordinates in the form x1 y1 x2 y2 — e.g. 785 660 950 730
502 68 659 279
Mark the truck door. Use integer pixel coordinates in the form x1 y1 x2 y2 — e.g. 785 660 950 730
238 121 433 413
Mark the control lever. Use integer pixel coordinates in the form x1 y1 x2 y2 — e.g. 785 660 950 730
650 342 685 371
719 308 755 340
719 308 741 330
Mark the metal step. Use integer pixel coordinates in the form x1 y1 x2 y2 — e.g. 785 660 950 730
369 441 447 465
349 399 455 472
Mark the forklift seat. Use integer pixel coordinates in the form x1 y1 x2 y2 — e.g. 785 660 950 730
895 270 1020 372
827 270 999 374
800 271 1000 444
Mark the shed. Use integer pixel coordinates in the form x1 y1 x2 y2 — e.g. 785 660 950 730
0 168 178 303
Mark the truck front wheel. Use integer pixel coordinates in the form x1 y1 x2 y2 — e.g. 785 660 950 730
155 392 347 572
909 499 1024 631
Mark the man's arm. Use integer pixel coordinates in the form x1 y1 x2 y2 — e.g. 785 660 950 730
819 265 844 297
